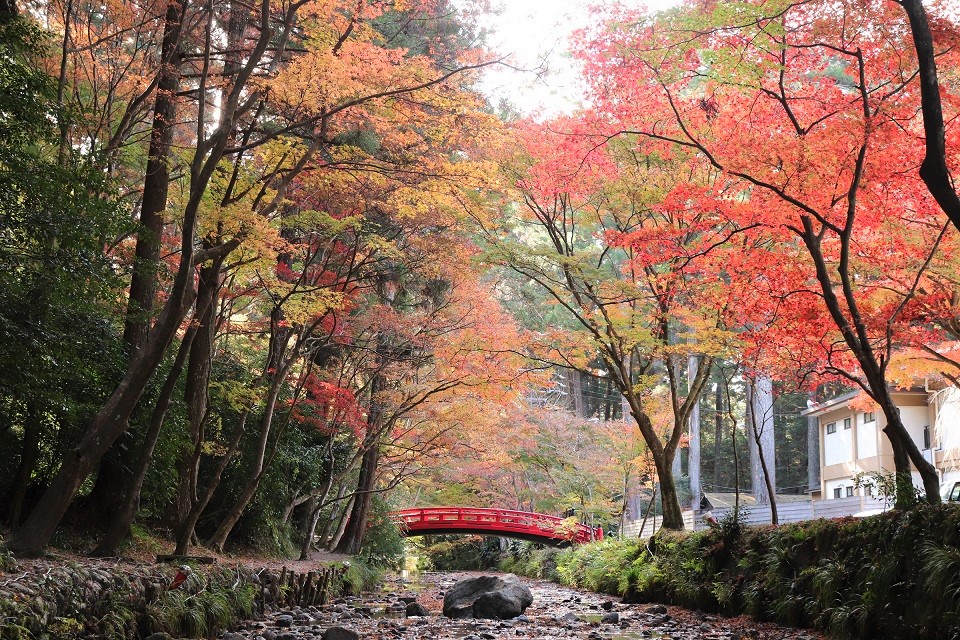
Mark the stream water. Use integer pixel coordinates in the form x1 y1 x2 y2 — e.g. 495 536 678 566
227 569 824 640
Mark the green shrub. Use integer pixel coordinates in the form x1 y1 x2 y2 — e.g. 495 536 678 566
341 558 384 594
417 535 502 571
547 504 960 640
498 541 561 580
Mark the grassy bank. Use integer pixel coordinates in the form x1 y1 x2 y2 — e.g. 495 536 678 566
497 505 960 640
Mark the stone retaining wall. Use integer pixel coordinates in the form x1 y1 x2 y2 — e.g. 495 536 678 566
0 556 348 639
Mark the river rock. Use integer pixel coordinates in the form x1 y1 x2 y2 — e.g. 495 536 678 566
276 614 294 628
322 627 361 640
405 601 429 616
442 574 533 620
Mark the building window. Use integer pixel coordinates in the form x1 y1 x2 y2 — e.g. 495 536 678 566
827 422 837 434
864 411 876 423
843 417 852 430
846 486 854 497
923 425 931 450
833 487 842 498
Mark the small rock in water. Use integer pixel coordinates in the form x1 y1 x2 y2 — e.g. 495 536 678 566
646 604 667 615
600 600 614 610
601 612 620 624
405 602 429 617
276 614 294 628
223 633 245 640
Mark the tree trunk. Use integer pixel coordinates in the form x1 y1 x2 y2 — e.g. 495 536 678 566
747 376 777 524
688 356 702 511
123 0 184 352
172 411 248 556
6 274 195 555
92 324 196 556
900 0 960 233
300 498 322 561
879 395 941 506
334 436 381 555
328 495 355 551
570 369 586 418
172 255 222 553
314 485 346 549
807 393 820 494
88 0 186 531
6 404 41 527
713 378 723 490
652 451 684 531
799 219 940 505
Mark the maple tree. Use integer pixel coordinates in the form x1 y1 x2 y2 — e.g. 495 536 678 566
479 118 751 529
573 0 960 506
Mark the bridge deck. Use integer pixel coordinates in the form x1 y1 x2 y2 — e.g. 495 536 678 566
390 507 602 545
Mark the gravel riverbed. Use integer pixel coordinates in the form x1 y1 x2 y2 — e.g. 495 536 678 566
226 571 825 640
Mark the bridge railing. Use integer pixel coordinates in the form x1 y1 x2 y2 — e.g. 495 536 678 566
390 507 602 544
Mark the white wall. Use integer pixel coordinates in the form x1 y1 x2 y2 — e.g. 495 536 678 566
824 478 853 499
900 406 929 451
824 417 853 466
857 413 878 459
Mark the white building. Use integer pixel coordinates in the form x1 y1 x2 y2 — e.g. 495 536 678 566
803 387 960 500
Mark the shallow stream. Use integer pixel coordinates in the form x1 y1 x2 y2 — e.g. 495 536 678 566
228 570 823 640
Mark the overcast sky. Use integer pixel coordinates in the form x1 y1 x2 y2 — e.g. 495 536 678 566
465 0 680 117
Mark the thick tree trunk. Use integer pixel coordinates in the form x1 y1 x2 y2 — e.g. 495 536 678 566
89 0 186 530
92 325 196 556
334 440 381 555
300 498 322 561
807 393 820 493
6 273 195 555
6 405 41 527
570 369 586 418
652 451 683 531
713 379 723 490
749 376 778 523
327 495 355 551
747 376 776 504
123 0 184 352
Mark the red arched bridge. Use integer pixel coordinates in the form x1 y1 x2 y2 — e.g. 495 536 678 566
390 507 603 546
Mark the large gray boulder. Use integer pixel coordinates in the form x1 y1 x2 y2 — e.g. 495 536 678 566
442 574 533 620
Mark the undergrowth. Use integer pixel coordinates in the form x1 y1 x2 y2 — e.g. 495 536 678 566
509 504 960 640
